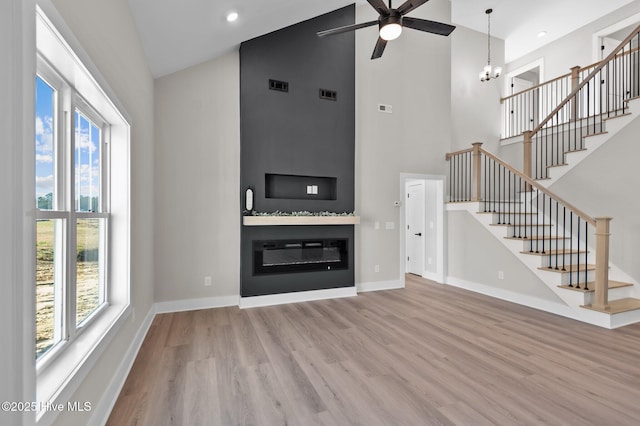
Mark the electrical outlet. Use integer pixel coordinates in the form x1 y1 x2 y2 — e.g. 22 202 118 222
428 257 433 265
385 221 395 230
375 264 380 273
204 276 212 286
498 271 504 280
374 221 380 230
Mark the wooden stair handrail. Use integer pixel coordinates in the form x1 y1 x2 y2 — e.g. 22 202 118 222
500 71 572 103
501 39 640 106
446 146 597 226
531 23 640 136
445 147 474 160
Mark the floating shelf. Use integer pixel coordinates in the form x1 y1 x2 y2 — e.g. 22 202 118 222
243 215 360 226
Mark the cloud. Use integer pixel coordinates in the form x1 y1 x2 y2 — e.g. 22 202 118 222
36 154 53 163
35 115 54 154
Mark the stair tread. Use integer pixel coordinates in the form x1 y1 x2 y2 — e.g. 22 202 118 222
603 112 632 121
491 223 554 227
521 249 588 256
583 131 608 138
559 280 633 293
538 264 596 273
581 298 640 315
547 163 569 169
505 235 569 241
477 211 537 215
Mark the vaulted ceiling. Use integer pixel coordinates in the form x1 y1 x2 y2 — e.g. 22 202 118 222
127 0 636 77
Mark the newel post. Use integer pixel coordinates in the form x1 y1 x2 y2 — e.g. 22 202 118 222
570 65 581 122
593 217 612 310
472 142 483 201
523 131 533 190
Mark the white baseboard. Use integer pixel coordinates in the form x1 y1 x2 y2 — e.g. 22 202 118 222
239 286 357 309
91 305 156 426
357 279 404 293
154 295 239 314
445 276 577 320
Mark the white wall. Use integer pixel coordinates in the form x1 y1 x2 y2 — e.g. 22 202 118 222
355 0 452 287
451 26 504 153
0 1 36 425
45 0 156 424
548 116 640 283
447 211 567 304
506 1 640 81
154 53 241 303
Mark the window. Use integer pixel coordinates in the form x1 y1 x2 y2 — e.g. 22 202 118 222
35 6 130 417
35 66 110 363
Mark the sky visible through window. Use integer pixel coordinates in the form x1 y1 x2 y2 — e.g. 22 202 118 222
75 110 101 212
35 76 55 209
35 75 101 212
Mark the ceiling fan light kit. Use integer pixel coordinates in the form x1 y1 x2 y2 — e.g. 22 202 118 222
379 10 403 40
479 8 501 82
316 0 455 59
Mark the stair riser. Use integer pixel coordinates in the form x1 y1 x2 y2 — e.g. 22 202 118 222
559 270 595 285
489 213 540 225
503 226 563 238
529 253 590 268
520 239 575 252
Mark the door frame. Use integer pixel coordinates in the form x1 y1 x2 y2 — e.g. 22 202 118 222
592 12 640 63
399 173 445 285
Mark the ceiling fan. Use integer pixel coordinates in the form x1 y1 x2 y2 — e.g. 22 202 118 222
317 0 456 59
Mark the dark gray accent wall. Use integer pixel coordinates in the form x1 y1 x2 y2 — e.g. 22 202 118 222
240 5 355 213
239 5 356 297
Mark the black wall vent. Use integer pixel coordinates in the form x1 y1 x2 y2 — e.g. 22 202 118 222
269 79 289 92
319 88 337 101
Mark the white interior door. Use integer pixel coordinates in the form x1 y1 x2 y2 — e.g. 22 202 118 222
406 182 425 276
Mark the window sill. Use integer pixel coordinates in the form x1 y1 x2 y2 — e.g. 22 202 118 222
36 302 130 424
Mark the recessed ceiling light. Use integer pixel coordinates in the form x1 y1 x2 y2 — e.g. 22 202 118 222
537 31 547 38
226 11 238 23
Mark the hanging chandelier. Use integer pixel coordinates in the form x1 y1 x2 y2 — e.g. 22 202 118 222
479 8 501 82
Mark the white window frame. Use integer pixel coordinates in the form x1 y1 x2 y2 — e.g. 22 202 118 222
35 5 131 423
35 58 112 369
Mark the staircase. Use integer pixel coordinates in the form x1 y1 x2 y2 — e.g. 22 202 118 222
444 24 640 329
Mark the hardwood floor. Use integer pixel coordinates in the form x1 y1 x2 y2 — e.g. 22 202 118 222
108 275 640 425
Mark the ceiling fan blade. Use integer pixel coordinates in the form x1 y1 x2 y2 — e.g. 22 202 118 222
317 20 378 37
371 37 388 59
397 0 430 15
367 0 390 16
403 17 455 36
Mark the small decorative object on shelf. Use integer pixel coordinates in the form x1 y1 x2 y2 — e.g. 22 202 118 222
243 211 360 226
244 187 254 211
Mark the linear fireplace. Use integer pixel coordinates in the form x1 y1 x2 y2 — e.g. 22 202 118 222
253 239 348 275
241 225 354 297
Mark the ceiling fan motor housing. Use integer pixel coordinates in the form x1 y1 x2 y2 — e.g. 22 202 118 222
379 9 402 29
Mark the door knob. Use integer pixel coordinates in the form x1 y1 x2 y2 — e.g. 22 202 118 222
414 233 422 236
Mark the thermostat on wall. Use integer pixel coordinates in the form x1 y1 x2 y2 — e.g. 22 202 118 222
378 104 392 113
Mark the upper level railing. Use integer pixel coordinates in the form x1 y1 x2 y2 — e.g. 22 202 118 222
501 70 574 139
446 143 613 310
501 26 640 144
524 25 640 179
